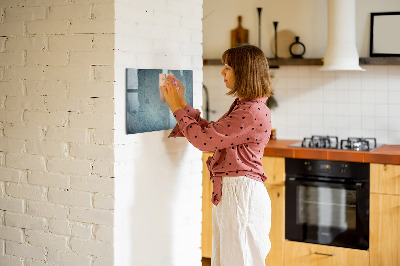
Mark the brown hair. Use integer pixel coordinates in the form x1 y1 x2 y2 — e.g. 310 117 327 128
221 44 273 99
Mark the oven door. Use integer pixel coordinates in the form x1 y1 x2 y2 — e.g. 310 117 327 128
285 177 369 250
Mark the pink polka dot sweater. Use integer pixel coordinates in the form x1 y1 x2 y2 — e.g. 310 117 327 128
169 97 272 206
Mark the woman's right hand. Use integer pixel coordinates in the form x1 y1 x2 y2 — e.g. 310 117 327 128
168 76 187 108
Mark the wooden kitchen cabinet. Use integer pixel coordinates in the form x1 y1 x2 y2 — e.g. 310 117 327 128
264 184 285 266
370 163 400 266
202 152 213 258
262 156 285 266
284 241 369 266
201 154 286 266
261 156 285 186
370 193 400 266
370 163 400 195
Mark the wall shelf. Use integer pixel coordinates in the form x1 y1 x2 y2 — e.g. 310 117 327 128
203 58 323 67
268 58 323 67
359 57 400 65
203 57 400 67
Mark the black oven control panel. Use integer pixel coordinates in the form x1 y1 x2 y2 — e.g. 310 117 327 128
285 158 369 181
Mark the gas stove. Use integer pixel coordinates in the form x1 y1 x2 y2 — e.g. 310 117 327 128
289 135 381 151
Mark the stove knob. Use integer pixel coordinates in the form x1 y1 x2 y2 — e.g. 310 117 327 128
340 164 347 174
305 162 312 171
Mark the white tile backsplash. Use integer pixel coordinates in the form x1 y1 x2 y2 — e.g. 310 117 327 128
298 67 312 78
389 117 400 131
388 65 400 76
336 115 349 129
374 77 388 91
285 66 299 77
375 117 389 129
389 104 400 117
298 77 311 88
362 116 375 130
361 77 375 91
375 104 389 117
389 131 400 144
361 104 374 117
336 103 349 116
203 64 400 144
286 77 299 89
375 130 389 144
374 65 388 76
323 103 336 116
348 77 362 91
374 90 388 104
388 91 400 104
362 89 375 104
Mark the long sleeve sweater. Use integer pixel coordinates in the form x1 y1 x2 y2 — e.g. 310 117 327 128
169 97 271 205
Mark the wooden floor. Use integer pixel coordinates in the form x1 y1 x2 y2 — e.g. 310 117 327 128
202 257 211 266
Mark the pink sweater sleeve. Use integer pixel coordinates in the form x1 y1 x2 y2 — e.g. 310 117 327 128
172 106 256 152
168 104 210 138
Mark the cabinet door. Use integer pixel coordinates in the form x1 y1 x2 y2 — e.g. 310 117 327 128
264 184 284 266
202 152 213 258
284 241 369 266
370 164 400 195
262 156 285 186
370 193 400 266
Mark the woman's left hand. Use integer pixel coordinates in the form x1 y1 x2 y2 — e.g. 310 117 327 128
160 77 184 113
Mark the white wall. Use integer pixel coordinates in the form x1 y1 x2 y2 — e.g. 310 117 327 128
0 0 115 265
203 0 400 145
204 0 326 59
113 0 203 265
203 0 400 58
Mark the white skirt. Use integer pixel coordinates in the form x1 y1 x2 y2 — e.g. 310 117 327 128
212 176 271 266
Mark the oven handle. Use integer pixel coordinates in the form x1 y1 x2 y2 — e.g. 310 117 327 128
286 177 364 189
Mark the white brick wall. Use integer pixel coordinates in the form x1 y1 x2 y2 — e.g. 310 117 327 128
47 250 92 266
5 213 48 231
27 200 69 220
0 225 24 243
0 0 115 265
25 229 69 251
114 0 203 265
6 241 47 261
1 0 204 265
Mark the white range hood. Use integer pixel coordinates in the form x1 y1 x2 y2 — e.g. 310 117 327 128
320 0 365 71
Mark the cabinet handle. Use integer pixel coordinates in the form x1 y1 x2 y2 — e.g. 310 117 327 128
314 252 335 257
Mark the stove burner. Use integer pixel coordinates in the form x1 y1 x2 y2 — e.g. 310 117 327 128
340 137 377 151
294 136 378 151
301 135 339 149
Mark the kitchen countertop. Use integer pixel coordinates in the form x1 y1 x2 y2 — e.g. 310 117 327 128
263 139 400 165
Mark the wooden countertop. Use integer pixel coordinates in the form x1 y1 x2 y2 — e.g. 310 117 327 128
263 139 400 165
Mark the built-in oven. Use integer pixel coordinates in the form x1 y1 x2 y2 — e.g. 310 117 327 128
285 158 369 250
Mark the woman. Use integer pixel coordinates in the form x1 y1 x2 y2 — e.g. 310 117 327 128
161 44 273 266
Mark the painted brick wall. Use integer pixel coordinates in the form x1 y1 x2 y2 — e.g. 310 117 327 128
113 0 203 265
0 0 115 265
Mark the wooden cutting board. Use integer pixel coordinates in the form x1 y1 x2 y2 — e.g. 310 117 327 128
270 29 296 58
231 16 249 48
